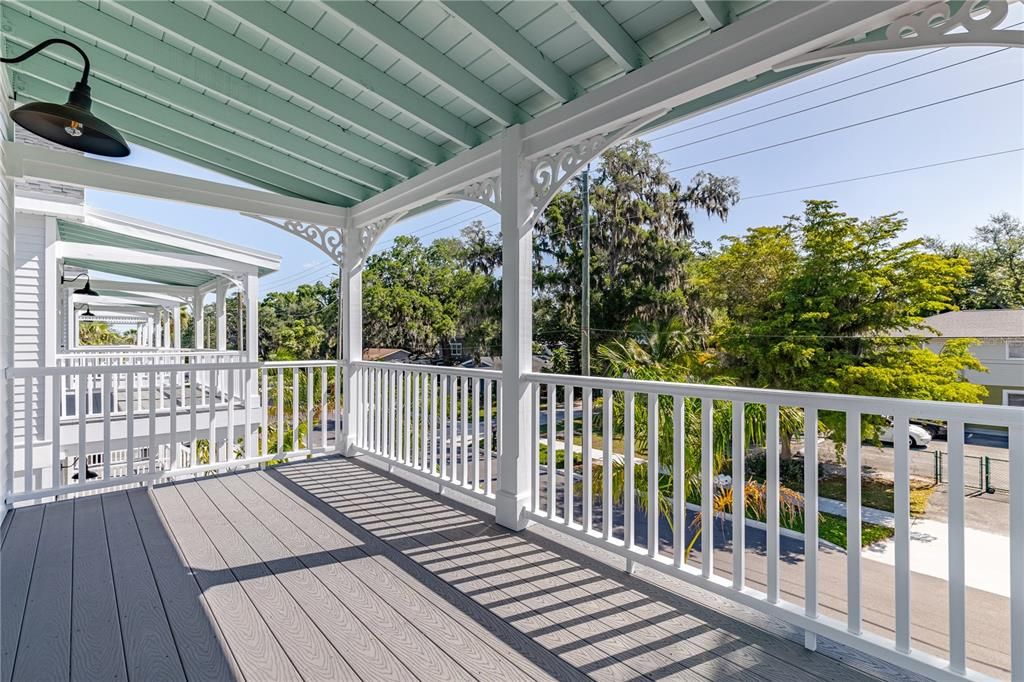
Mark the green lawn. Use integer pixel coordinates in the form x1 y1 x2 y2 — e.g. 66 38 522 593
818 476 936 517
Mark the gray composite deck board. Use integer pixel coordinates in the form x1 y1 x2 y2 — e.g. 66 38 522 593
125 487 241 681
1 456 896 682
1 505 43 682
71 497 127 681
101 491 186 682
12 501 73 682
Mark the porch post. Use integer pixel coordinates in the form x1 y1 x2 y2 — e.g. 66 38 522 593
495 124 533 531
193 289 205 350
244 274 259 361
173 305 182 349
340 227 362 456
215 281 227 351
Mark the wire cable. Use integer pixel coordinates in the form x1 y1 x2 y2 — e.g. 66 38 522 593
669 78 1024 173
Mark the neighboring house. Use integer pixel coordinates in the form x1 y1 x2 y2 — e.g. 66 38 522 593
363 348 411 363
918 310 1024 406
462 355 552 373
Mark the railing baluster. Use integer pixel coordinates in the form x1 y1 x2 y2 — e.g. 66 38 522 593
334 363 341 448
276 369 284 456
321 366 328 451
624 390 635 551
531 382 540 513
766 403 779 603
210 367 219 463
412 372 421 470
701 398 713 578
291 367 299 452
103 373 113 481
648 392 659 557
449 375 458 483
126 372 134 476
805 406 819 651
189 368 198 466
78 372 88 485
732 401 745 589
461 376 469 487
169 369 179 471
602 389 613 542
893 413 911 653
25 377 35 494
947 419 966 674
673 395 684 569
148 370 156 481
260 369 268 457
547 382 556 518
582 386 592 531
306 367 314 451
52 374 61 489
439 374 448 479
421 372 429 472
563 384 574 523
846 410 862 632
473 376 480 492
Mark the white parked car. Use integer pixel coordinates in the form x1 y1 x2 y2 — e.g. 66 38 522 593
878 423 932 449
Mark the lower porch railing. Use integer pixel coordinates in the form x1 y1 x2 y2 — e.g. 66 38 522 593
6 360 341 504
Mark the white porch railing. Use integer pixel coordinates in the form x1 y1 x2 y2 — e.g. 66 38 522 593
352 360 501 503
6 359 341 504
350 360 1022 681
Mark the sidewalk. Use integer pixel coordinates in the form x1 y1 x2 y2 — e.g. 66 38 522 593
820 496 1010 598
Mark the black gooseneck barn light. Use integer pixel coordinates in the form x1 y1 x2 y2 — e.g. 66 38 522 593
1 38 130 157
63 272 99 296
78 304 96 319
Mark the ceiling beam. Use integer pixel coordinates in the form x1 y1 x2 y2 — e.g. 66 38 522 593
12 67 367 204
439 1 581 102
320 1 527 126
5 9 392 193
57 243 250 273
691 1 732 31
4 141 348 226
561 1 647 72
119 0 443 170
215 1 482 150
12 1 423 177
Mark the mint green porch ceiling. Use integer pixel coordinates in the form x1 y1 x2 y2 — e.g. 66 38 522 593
0 0 807 207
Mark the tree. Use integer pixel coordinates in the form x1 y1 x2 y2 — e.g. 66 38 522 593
79 322 135 346
928 212 1024 310
534 139 738 369
258 281 337 360
699 200 986 411
362 233 499 359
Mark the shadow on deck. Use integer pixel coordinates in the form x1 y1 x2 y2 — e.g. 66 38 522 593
1 456 909 681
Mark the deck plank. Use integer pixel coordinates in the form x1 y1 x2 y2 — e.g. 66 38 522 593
12 501 73 682
1 506 44 682
101 492 186 682
151 483 302 682
171 480 357 681
233 471 547 681
71 497 128 682
279 460 652 681
243 472 567 681
125 488 241 682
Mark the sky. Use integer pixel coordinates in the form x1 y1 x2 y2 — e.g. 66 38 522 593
85 10 1024 295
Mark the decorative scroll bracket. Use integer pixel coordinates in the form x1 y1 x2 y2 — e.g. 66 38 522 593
525 109 667 230
774 0 1023 71
242 213 346 266
438 175 501 211
354 211 409 264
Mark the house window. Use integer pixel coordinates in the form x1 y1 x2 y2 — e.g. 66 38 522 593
1005 390 1024 407
1008 341 1024 360
449 341 463 356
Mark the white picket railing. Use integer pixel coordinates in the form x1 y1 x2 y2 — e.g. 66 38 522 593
522 371 1023 682
352 360 501 503
6 359 341 505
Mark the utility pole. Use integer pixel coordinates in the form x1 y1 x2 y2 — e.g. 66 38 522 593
581 165 591 376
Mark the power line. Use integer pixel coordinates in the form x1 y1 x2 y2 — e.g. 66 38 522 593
738 147 1024 201
645 48 949 144
655 47 1011 156
669 78 1024 173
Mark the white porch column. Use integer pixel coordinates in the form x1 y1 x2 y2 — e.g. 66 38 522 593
496 125 534 531
173 305 182 349
244 274 259 361
65 291 76 350
340 228 362 456
215 281 227 351
163 309 171 348
193 289 205 350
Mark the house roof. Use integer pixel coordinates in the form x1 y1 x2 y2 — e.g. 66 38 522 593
363 348 409 361
920 310 1024 340
1 1 859 208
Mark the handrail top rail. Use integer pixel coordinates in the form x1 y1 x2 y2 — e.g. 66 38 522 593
353 359 501 379
7 359 338 378
524 371 1024 427
57 349 244 357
